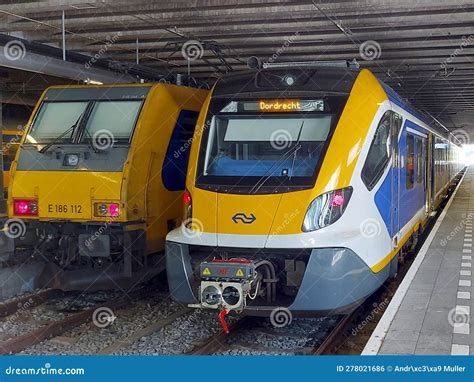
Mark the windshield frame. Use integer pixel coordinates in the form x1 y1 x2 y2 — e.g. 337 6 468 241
195 96 346 194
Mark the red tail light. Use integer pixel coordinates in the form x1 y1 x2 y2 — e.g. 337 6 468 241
183 190 192 206
108 203 120 217
183 189 193 228
94 202 120 218
13 199 38 216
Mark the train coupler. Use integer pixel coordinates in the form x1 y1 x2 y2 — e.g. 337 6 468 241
191 259 258 312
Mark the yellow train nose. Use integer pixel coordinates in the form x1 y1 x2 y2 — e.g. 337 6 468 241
10 170 123 221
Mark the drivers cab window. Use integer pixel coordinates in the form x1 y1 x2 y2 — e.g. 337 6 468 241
361 111 393 190
27 100 143 144
27 101 88 142
84 100 142 141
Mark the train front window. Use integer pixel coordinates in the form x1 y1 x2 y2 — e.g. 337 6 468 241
27 100 143 145
195 98 343 193
203 115 332 178
27 101 88 143
83 100 142 142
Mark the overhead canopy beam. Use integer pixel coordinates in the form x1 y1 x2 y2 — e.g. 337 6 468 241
0 42 137 84
0 34 180 84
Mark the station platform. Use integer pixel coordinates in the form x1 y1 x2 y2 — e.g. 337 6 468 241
363 168 473 355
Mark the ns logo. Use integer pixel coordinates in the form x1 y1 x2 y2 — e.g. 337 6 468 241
232 213 256 224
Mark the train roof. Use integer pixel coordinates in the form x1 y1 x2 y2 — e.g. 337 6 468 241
213 66 358 98
213 66 457 144
42 85 152 101
379 80 453 142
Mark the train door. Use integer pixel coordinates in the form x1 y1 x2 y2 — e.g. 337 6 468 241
390 112 402 246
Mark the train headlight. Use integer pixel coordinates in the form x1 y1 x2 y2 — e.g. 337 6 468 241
302 187 353 232
94 202 120 218
98 204 108 215
13 199 39 216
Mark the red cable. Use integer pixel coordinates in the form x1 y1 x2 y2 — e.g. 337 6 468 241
218 309 230 334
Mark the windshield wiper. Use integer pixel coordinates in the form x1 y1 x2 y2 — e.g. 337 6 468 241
249 121 305 194
288 121 304 180
77 102 99 152
39 102 94 154
39 122 79 154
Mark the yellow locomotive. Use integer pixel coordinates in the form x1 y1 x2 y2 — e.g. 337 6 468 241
4 83 208 290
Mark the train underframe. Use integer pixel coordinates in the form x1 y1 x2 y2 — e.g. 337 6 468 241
0 220 165 291
166 243 397 318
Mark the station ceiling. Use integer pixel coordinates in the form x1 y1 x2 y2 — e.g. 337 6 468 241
1 0 473 141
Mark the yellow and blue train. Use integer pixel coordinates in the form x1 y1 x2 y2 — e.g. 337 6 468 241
4 83 208 290
166 67 464 318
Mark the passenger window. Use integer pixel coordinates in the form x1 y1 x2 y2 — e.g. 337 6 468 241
406 134 415 189
162 110 200 191
361 111 392 190
416 137 423 184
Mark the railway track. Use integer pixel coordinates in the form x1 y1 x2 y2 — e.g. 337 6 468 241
185 312 357 356
312 313 358 355
186 316 252 355
96 307 191 355
0 289 63 318
0 288 151 355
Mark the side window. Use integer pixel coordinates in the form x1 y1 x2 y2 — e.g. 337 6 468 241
416 137 423 184
162 110 200 191
361 111 392 190
406 133 415 190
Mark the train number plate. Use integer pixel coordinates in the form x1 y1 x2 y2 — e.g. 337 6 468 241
47 204 83 214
